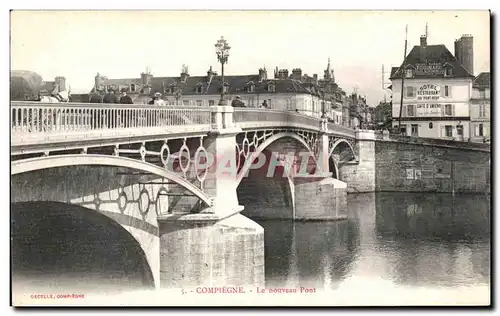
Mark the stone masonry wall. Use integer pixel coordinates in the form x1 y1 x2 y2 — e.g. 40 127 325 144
294 177 348 220
375 140 490 193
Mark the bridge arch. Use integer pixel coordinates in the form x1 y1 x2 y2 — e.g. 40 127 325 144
11 201 155 292
237 132 318 219
328 139 357 179
12 154 213 207
236 132 317 186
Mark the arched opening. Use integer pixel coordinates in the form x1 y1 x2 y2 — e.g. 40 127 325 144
237 148 294 219
11 201 155 293
329 140 356 179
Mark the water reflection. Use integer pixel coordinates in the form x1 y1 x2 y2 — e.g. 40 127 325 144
255 192 490 290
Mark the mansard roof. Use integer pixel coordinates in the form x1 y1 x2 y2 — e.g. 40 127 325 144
390 44 474 80
473 72 490 89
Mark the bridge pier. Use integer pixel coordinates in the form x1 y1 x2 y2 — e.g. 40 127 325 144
157 105 265 289
339 130 376 193
157 213 264 288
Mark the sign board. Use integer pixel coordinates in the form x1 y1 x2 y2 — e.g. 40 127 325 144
406 169 414 180
414 63 445 76
417 84 440 101
415 104 443 116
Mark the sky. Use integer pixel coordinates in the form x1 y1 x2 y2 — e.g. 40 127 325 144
10 10 490 105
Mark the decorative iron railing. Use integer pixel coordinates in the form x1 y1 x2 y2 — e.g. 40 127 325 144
11 101 212 135
11 102 355 147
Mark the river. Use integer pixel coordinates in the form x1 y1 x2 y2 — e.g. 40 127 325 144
11 192 490 306
254 192 491 304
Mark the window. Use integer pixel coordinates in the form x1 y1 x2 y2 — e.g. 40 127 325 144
248 97 255 107
405 69 413 78
196 100 203 106
130 84 136 92
411 124 419 137
445 104 452 116
268 83 276 92
479 104 486 117
268 99 272 108
196 85 203 93
445 125 452 137
406 86 415 98
429 122 433 129
400 125 407 136
456 125 463 136
445 67 453 76
247 84 255 93
407 104 415 116
479 124 484 136
209 100 215 106
444 85 450 97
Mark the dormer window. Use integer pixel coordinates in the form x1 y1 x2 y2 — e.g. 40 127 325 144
268 82 276 92
196 84 203 94
130 84 136 92
405 69 413 78
445 67 453 77
247 83 255 93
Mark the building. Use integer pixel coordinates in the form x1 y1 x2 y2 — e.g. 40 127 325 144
374 101 392 130
88 62 352 122
10 70 67 101
454 34 474 75
470 72 490 142
390 34 475 140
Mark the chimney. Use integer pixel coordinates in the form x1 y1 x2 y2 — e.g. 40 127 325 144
292 68 302 80
258 68 268 82
420 35 427 62
55 76 66 92
207 66 217 80
140 72 150 85
283 69 289 79
313 74 318 84
274 66 279 79
420 35 427 47
180 64 189 83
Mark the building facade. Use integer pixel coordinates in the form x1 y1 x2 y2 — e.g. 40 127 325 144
469 72 490 142
87 62 353 123
390 35 475 140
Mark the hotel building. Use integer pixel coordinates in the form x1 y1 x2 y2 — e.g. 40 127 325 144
390 34 475 140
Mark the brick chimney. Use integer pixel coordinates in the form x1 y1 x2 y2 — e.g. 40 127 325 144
291 68 302 80
420 35 427 62
207 66 216 81
258 68 268 82
55 76 66 92
180 64 189 83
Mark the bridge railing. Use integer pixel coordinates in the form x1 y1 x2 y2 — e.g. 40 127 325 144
374 131 491 151
233 108 323 131
11 101 212 143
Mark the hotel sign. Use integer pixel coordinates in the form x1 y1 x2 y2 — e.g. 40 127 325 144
414 63 445 76
416 103 442 116
417 84 440 101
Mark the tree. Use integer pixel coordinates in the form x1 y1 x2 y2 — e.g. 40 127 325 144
375 101 393 130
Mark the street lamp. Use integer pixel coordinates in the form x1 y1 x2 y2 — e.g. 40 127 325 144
214 36 231 106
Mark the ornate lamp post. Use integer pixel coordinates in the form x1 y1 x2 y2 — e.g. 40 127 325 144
214 36 231 106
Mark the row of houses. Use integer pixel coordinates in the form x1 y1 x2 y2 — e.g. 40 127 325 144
387 34 490 143
71 60 373 128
